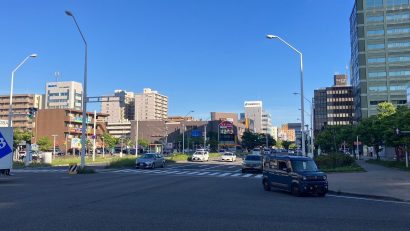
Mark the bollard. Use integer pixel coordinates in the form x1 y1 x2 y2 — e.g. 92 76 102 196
68 164 78 175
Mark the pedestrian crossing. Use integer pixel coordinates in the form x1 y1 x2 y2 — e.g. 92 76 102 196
108 168 263 179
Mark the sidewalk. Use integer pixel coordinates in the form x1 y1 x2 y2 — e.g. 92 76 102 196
327 160 410 201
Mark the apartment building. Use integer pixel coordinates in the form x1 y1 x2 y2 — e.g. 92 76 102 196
101 90 135 123
45 81 83 110
0 94 44 132
244 101 263 133
135 88 168 121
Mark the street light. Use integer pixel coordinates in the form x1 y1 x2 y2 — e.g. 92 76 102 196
267 34 306 156
182 110 194 154
52 135 58 157
294 92 314 156
66 10 88 168
8 54 38 127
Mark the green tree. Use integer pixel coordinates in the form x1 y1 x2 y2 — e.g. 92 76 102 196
282 141 293 150
138 139 149 147
13 129 32 150
276 139 283 148
37 136 52 151
241 131 259 150
289 143 297 150
377 102 396 119
102 133 119 149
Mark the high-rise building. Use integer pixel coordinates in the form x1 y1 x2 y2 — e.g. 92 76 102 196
101 90 135 123
262 111 273 136
244 101 263 133
45 81 83 110
0 94 44 132
135 88 168 121
314 74 355 135
350 0 410 120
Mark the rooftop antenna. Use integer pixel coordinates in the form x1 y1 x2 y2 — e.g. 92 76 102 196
54 71 61 82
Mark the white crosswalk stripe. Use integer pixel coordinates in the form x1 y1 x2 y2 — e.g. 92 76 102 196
12 168 263 179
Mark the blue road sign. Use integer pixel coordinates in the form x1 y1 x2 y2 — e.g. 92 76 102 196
0 131 12 159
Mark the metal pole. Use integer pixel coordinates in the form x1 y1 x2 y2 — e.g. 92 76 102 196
102 137 105 158
204 123 207 148
135 105 139 156
311 99 314 155
66 10 87 168
52 135 57 157
356 136 359 160
300 54 306 156
406 145 409 168
92 110 96 162
182 124 185 154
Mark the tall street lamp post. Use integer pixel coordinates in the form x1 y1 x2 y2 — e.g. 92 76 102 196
65 10 88 168
182 110 194 154
267 34 305 156
294 93 314 156
8 54 38 127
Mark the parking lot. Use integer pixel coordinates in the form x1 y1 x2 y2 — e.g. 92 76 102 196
2 165 410 231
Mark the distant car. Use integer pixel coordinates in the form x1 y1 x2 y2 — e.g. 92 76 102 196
242 155 263 173
263 148 271 155
288 150 295 154
18 151 26 160
218 149 226 154
220 152 237 162
96 148 111 155
136 153 165 169
192 151 209 162
262 155 328 197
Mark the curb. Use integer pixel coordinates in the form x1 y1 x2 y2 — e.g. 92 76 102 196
328 190 409 203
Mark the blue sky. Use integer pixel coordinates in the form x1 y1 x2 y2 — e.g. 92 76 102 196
0 0 353 126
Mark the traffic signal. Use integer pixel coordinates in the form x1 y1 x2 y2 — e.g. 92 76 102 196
27 107 38 119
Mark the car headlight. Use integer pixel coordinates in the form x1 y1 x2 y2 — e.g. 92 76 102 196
302 176 307 181
323 176 327 180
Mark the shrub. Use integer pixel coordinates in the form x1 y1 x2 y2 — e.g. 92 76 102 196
315 152 356 169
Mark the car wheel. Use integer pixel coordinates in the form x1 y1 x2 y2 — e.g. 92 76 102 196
291 184 301 197
152 163 156 169
318 192 326 197
263 179 271 191
241 169 246 173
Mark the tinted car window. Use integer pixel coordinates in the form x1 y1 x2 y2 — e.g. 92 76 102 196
291 160 318 172
245 155 261 161
142 154 156 159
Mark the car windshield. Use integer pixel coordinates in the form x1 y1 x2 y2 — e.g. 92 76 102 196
245 155 261 161
142 154 156 159
291 160 318 172
194 152 204 155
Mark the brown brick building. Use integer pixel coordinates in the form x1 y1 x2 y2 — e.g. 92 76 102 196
36 109 108 151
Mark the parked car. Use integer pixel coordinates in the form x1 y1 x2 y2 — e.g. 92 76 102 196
191 150 209 162
262 155 328 197
241 154 263 173
96 148 111 155
220 152 237 162
136 153 165 169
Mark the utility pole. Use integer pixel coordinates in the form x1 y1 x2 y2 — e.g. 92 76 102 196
92 110 96 162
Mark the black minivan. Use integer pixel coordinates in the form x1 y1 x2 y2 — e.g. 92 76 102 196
262 155 328 197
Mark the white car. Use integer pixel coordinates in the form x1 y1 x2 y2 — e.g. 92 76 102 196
221 152 236 162
191 151 209 162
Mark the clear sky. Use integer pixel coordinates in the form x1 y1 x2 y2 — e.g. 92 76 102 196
0 0 353 126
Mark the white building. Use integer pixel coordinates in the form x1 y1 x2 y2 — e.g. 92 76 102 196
135 88 168 121
106 121 132 139
262 110 273 136
244 101 263 133
45 81 83 110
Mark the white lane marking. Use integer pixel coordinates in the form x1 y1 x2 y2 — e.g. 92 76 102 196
202 165 222 170
242 174 253 178
207 172 221 176
186 172 200 175
254 175 263 178
218 173 231 177
175 171 190 175
227 166 237 169
327 195 410 205
197 172 211 176
164 171 180 174
231 173 242 177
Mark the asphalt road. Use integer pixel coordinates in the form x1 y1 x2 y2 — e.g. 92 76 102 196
1 165 409 231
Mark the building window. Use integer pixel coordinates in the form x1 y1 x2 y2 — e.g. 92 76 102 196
366 0 384 8
387 27 410 35
367 29 385 36
388 41 410 48
368 57 386 63
368 43 385 49
389 70 410 77
386 0 409 7
367 15 384 22
388 55 410 62
368 71 387 78
369 86 388 92
389 85 407 91
386 12 410 21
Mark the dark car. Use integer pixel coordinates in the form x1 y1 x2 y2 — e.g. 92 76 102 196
262 155 328 197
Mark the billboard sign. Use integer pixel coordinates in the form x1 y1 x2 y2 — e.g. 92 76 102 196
0 127 13 170
0 120 9 128
219 121 235 142
71 138 82 149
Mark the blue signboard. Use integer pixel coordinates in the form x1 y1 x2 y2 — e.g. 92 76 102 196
0 131 12 159
191 130 201 137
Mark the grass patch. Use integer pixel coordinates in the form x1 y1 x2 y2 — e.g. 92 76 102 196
51 155 115 166
209 153 222 159
167 153 191 162
321 163 366 173
107 156 136 168
367 159 410 171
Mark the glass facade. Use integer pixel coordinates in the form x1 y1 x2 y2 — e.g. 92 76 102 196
350 0 410 120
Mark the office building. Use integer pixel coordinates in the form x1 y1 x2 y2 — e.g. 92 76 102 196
350 0 410 120
101 90 135 123
106 121 132 139
314 74 355 135
278 123 300 142
262 111 273 136
0 94 44 132
135 88 168 121
45 81 83 110
244 101 263 133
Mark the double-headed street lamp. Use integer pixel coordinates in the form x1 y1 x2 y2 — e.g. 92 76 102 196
8 54 38 127
65 10 88 168
266 34 306 156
